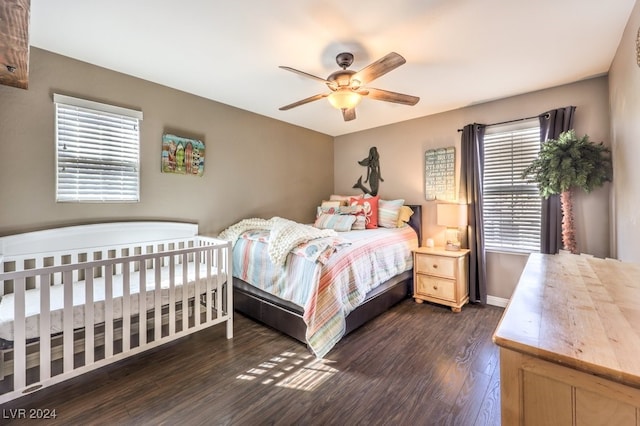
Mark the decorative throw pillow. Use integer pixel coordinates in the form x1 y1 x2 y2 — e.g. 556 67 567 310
317 200 344 218
317 206 330 218
350 195 379 229
317 204 362 218
314 213 357 232
396 205 414 227
351 214 366 230
339 205 362 215
378 199 405 228
341 204 365 230
321 200 343 208
330 194 362 203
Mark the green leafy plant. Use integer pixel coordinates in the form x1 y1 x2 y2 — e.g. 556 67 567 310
522 129 612 253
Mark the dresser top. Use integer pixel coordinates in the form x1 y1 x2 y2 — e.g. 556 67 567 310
493 253 640 388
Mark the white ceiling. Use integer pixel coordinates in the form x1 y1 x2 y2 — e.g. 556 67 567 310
30 0 635 137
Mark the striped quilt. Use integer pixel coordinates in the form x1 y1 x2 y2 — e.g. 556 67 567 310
232 225 418 358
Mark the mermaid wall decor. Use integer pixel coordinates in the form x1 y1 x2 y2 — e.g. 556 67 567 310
353 146 383 196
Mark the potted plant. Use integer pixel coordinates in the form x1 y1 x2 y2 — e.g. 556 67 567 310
522 129 612 254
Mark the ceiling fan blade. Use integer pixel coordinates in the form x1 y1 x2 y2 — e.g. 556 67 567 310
365 88 420 106
352 52 406 86
279 93 328 111
279 66 330 84
342 108 356 121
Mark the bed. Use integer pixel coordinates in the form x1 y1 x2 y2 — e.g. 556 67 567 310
226 203 422 358
0 221 232 403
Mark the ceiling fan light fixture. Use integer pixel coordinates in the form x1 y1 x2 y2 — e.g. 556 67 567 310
279 52 417 120
327 88 362 110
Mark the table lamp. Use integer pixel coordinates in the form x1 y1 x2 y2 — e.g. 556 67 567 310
436 203 467 251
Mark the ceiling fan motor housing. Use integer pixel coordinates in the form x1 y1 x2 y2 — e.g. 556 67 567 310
335 52 354 69
327 69 356 88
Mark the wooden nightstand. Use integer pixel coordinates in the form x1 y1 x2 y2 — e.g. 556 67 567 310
413 247 470 312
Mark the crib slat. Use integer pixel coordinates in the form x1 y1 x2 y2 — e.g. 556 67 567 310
71 253 79 283
206 248 212 323
182 253 188 332
54 256 63 285
34 258 43 290
63 270 73 373
216 247 223 320
139 265 147 346
169 256 175 336
115 249 123 275
13 277 26 390
39 274 51 381
84 272 94 365
194 251 201 327
226 243 233 339
154 257 161 341
122 262 131 352
105 267 113 358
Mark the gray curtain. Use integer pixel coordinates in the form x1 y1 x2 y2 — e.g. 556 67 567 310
539 106 576 254
459 124 487 304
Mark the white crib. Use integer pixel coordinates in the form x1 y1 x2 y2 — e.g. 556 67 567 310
0 221 232 403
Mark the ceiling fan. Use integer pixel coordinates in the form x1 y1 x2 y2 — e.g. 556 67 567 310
279 52 420 122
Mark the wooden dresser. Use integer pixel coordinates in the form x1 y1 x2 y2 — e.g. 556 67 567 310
493 253 640 425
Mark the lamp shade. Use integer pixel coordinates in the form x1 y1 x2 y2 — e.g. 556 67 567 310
436 203 468 227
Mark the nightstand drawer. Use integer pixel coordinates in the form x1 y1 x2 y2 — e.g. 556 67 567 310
415 275 455 301
415 254 455 278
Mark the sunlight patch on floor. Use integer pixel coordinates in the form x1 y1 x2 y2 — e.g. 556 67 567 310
236 351 338 391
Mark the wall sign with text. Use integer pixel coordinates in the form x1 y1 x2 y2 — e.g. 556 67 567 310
425 147 455 201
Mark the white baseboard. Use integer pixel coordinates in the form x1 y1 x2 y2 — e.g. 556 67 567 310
486 295 509 308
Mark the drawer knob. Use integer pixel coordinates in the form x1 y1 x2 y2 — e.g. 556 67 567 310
433 264 438 269
433 285 438 290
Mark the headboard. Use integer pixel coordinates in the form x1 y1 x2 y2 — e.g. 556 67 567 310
406 205 422 245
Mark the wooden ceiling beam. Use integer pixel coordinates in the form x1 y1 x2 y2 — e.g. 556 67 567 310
0 0 30 90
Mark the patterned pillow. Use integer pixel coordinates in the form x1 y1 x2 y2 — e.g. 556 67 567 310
350 195 379 229
314 213 357 232
330 194 362 203
316 204 338 218
317 205 362 218
351 214 366 230
378 199 405 228
322 200 344 208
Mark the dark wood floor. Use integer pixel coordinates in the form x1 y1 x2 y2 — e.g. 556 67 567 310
1 299 504 425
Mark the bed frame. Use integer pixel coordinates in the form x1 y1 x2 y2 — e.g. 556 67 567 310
233 205 422 345
0 221 232 403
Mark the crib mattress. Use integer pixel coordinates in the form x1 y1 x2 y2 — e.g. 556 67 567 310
0 262 225 342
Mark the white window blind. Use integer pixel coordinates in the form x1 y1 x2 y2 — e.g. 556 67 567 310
54 94 142 202
483 120 541 252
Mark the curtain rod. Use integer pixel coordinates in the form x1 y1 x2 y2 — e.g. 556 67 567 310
456 114 543 132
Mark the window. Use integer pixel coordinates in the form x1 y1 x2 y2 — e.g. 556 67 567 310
55 94 143 202
482 120 541 252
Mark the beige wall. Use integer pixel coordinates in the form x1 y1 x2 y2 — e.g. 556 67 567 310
0 48 334 237
609 0 640 263
334 77 611 299
0 47 621 301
